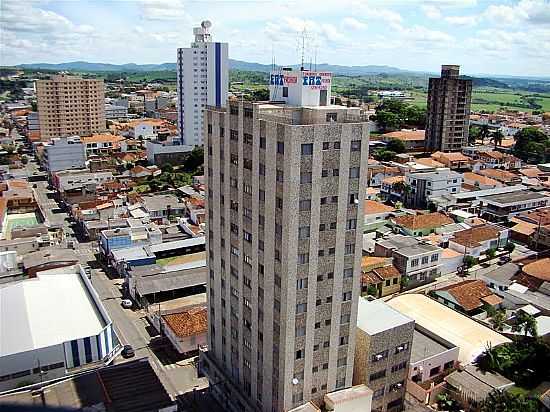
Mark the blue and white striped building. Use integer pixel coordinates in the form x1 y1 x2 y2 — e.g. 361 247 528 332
0 266 119 392
176 21 228 146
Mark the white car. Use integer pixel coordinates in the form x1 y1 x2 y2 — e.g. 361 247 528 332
121 299 133 309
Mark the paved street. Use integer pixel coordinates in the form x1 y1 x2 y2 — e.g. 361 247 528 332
86 253 208 398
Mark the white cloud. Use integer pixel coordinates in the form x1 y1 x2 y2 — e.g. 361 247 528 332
422 5 442 19
139 0 186 21
341 17 367 30
444 15 479 26
484 0 550 25
396 25 454 44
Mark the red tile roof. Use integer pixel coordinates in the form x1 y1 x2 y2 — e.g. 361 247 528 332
451 225 501 247
437 280 501 311
364 200 395 215
162 306 208 338
392 212 453 230
522 258 550 282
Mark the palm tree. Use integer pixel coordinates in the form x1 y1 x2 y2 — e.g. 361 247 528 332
492 130 504 150
480 124 491 144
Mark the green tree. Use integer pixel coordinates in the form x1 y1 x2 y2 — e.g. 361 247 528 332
373 149 396 162
504 242 515 257
512 311 538 338
374 111 400 132
481 389 538 412
400 275 410 291
513 127 550 163
480 124 491 143
367 285 378 297
486 248 497 259
182 146 204 173
489 309 507 332
386 139 406 154
492 129 505 149
469 125 481 145
464 255 477 268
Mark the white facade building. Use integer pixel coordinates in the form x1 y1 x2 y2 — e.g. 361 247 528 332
406 168 463 208
43 137 87 172
105 104 128 120
0 266 119 391
269 69 332 106
177 21 228 146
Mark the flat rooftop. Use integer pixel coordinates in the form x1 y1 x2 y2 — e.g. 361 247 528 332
357 298 414 335
410 328 454 363
484 191 548 205
396 243 441 257
387 294 510 364
0 273 106 357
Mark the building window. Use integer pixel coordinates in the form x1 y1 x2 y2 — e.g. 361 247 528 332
301 143 313 155
369 369 386 382
431 253 439 262
372 350 389 362
297 278 308 289
322 142 330 150
345 243 355 255
277 141 285 154
298 253 309 264
341 313 350 324
298 226 310 239
296 349 304 359
300 172 312 183
421 256 429 264
244 231 252 242
276 169 284 182
395 342 410 354
230 129 238 141
351 140 361 151
346 219 357 230
411 258 419 267
342 291 352 301
326 112 337 122
349 167 360 178
340 335 349 345
299 199 311 211
334 141 341 150
391 361 408 373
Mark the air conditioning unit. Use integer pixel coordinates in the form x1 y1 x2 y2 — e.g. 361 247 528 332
376 354 383 360
397 346 404 351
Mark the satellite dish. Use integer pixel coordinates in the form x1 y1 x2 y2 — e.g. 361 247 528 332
201 20 212 29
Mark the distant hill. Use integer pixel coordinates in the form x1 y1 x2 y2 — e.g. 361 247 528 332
18 60 411 76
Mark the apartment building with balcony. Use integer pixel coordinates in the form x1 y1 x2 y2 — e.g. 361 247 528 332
36 74 105 140
425 65 472 152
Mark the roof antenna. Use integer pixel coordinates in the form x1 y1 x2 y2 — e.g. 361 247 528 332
300 28 306 71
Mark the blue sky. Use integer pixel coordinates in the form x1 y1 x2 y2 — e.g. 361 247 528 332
1 0 549 76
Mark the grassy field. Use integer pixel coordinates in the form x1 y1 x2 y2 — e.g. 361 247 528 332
471 89 550 112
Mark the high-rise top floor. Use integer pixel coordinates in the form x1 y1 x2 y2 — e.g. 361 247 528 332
209 101 370 127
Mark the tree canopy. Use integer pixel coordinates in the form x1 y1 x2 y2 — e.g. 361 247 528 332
386 139 406 154
373 99 426 132
513 127 550 163
481 389 538 412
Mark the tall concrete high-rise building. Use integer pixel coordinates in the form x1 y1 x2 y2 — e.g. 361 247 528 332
425 65 472 152
36 74 105 140
177 21 228 146
200 69 370 412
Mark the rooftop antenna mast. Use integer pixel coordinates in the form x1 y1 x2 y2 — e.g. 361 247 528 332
300 28 307 71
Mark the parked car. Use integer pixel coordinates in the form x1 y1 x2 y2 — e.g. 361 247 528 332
121 345 135 358
121 299 133 309
499 255 512 264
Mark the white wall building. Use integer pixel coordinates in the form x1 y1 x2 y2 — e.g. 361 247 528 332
406 168 463 208
105 104 128 120
0 266 119 391
269 69 332 106
177 21 228 146
43 137 87 172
